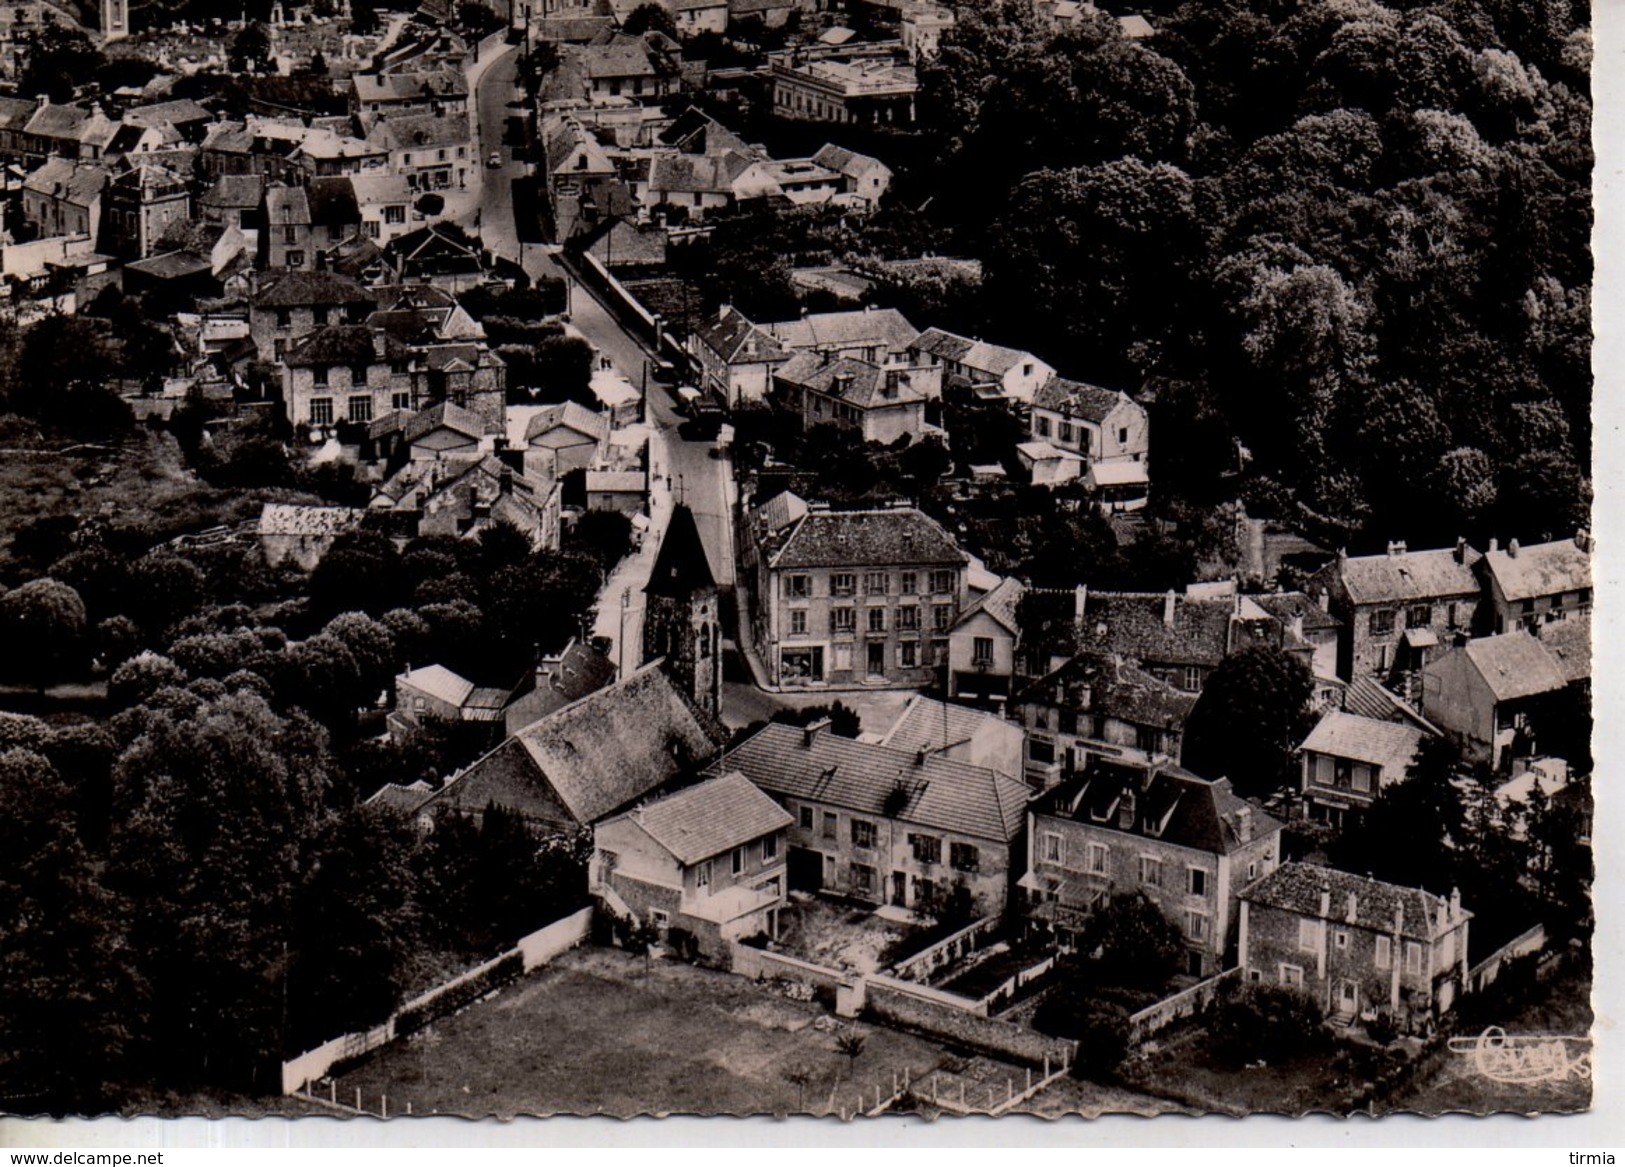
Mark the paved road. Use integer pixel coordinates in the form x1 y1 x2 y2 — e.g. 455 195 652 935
468 44 736 679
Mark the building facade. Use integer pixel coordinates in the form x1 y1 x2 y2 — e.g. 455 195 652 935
753 504 968 689
1025 762 1283 977
1240 862 1472 1030
1477 534 1592 635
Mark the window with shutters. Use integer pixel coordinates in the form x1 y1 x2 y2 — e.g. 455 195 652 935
1375 935 1393 969
949 842 979 872
910 834 940 864
850 819 876 849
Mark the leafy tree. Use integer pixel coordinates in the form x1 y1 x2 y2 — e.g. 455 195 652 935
123 553 208 637
570 509 634 572
1079 891 1186 989
1181 646 1313 798
0 578 87 686
531 335 597 408
229 22 274 73
1210 983 1327 1066
18 24 105 103
309 530 401 619
108 652 187 708
0 749 137 1113
1330 735 1465 895
622 1 676 37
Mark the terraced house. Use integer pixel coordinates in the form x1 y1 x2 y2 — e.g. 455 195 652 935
709 720 1029 918
751 504 968 688
1023 761 1283 977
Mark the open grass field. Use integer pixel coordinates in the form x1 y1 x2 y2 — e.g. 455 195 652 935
327 947 956 1118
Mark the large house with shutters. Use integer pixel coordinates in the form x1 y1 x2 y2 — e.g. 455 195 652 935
707 720 1029 918
1023 761 1283 978
750 503 968 689
1306 540 1482 681
1239 862 1472 1031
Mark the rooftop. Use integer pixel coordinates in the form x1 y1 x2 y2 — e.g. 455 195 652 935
1241 860 1468 941
1032 375 1130 422
766 506 965 570
1479 537 1591 603
1323 543 1482 606
763 306 919 355
1034 761 1280 856
1453 631 1571 703
1015 651 1199 732
618 772 792 866
1300 710 1428 777
400 662 476 707
708 721 1029 842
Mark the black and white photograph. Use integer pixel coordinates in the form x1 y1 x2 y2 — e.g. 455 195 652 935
0 0 1596 1129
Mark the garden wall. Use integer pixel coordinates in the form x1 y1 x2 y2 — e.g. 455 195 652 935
280 907 593 1094
865 975 1076 1067
888 916 1001 982
727 942 849 992
1126 967 1240 1046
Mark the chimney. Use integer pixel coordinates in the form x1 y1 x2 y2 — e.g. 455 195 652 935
1508 538 1519 558
1337 547 1347 561
1489 536 1498 553
1449 886 1461 919
1317 590 1330 613
1453 536 1466 564
1116 787 1135 831
1345 891 1357 923
1163 589 1176 626
1319 885 1331 919
1575 529 1591 553
1074 584 1087 623
802 716 832 747
499 466 513 495
1234 806 1252 843
1291 614 1304 641
915 749 927 766
1386 540 1407 557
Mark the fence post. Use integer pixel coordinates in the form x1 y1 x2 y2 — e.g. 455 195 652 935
330 1081 336 1105
381 1094 388 1119
1043 1054 1050 1079
1007 1077 1013 1102
1026 1066 1033 1092
406 1101 412 1115
355 1087 361 1110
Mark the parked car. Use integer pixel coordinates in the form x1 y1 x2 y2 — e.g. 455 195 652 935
649 357 679 384
674 385 703 414
487 150 503 168
678 400 726 442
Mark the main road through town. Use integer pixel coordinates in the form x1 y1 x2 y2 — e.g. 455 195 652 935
469 43 736 655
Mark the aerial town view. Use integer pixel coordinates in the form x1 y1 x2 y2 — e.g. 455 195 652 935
0 0 1593 1127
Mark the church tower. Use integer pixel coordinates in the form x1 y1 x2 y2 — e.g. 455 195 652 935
643 504 721 721
101 0 129 42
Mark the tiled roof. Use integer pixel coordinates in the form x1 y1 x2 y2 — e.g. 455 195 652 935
525 399 609 444
22 157 106 206
954 576 1024 635
125 251 211 280
352 68 468 103
708 722 1029 842
1077 591 1238 670
365 779 434 812
283 324 409 367
620 772 792 866
880 695 1015 765
578 35 659 79
1539 617 1590 684
755 489 809 535
253 269 374 307
308 176 362 226
401 662 476 706
1458 632 1569 702
649 149 754 194
1325 545 1482 606
1016 652 1198 731
1300 710 1427 777
1342 676 1438 732
425 661 727 826
812 142 889 180
1032 375 1128 422
763 307 919 355
366 111 470 152
1480 538 1591 603
775 353 929 409
767 506 965 569
694 308 788 365
1035 761 1280 856
912 327 1031 377
199 174 266 208
1253 591 1341 633
125 98 214 126
646 504 715 598
1241 861 1467 940
257 503 366 536
403 401 489 444
502 639 618 733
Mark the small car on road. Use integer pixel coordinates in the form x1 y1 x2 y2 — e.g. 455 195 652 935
487 150 503 168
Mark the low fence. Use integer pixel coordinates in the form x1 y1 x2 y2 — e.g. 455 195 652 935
888 916 1002 983
1125 967 1241 1046
1468 923 1547 993
727 942 849 993
864 974 1076 1067
280 906 593 1094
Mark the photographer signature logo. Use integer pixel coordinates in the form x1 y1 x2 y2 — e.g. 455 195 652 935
1448 1026 1592 1084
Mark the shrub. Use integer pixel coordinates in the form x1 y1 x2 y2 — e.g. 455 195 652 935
1210 984 1327 1065
1070 1003 1131 1078
1366 1011 1400 1046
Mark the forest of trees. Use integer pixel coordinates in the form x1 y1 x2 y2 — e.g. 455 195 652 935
914 0 1590 550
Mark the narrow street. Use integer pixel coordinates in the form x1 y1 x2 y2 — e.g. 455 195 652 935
468 45 736 677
